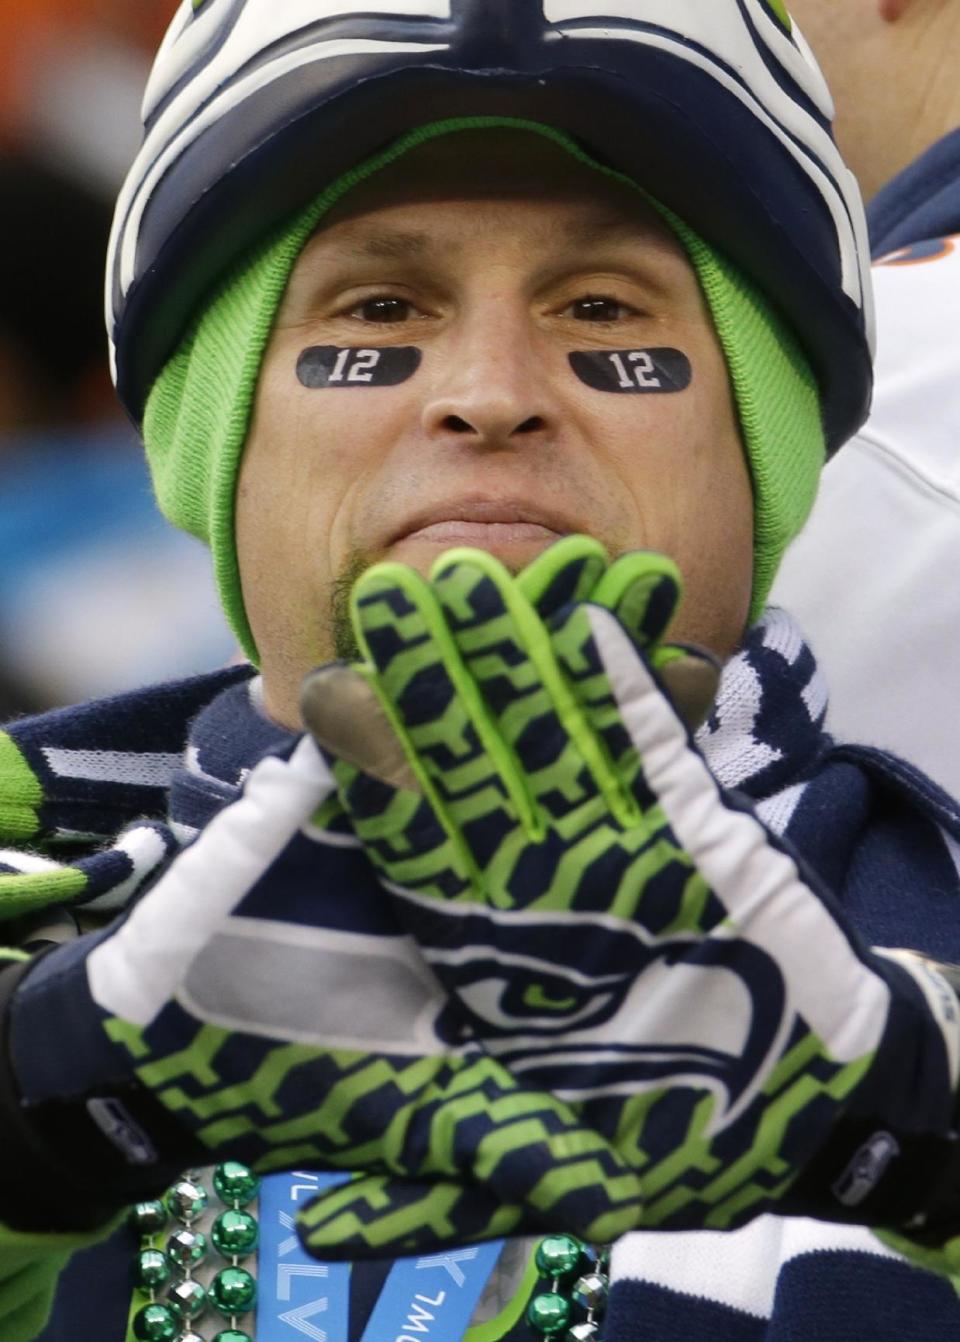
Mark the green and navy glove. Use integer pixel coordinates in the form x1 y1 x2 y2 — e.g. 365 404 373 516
301 537 720 1052
299 539 960 1256
0 733 645 1247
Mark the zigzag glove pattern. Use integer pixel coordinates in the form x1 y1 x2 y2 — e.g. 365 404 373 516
6 729 645 1247
300 538 960 1257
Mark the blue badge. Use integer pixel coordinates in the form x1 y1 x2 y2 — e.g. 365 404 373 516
257 1172 503 1342
257 1170 352 1342
358 1242 503 1342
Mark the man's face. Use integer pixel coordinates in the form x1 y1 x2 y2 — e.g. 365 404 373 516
236 133 754 728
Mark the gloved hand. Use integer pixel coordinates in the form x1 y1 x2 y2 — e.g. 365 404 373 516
299 538 960 1257
302 537 722 1054
0 731 645 1248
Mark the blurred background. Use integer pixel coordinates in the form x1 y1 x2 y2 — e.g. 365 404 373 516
0 0 235 718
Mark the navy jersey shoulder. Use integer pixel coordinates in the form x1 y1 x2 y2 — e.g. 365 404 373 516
869 127 960 256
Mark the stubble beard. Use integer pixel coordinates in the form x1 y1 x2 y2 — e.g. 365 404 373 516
328 548 374 662
327 545 536 663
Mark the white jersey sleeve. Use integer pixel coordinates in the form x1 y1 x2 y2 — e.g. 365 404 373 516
773 235 960 799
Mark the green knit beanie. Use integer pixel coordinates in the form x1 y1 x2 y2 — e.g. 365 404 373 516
143 117 824 665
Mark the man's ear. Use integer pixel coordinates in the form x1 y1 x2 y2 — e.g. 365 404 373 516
878 0 914 21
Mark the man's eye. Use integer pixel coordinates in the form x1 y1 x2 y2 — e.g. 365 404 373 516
353 297 412 323
570 296 629 322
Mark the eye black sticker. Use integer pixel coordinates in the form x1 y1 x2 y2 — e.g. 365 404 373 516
569 349 692 394
296 346 422 388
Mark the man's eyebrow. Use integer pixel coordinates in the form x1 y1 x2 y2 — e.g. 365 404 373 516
564 213 663 249
321 214 668 262
343 230 437 260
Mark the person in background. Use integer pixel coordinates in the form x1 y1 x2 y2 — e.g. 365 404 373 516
774 0 960 798
0 0 173 192
0 153 234 714
0 155 112 434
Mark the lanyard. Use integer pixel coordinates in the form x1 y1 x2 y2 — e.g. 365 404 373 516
257 1173 503 1342
257 1170 352 1342
358 1242 503 1342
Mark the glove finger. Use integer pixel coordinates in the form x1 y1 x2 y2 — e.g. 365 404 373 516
430 547 636 832
299 1128 642 1257
517 599 720 927
656 647 722 735
549 599 719 771
301 661 422 793
86 736 343 1030
350 560 539 840
591 550 683 649
516 534 609 621
587 552 718 730
299 657 462 892
582 598 891 1034
297 1174 527 1258
369 1044 641 1225
289 1045 643 1255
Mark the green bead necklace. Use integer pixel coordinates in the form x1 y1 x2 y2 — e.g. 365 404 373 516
525 1235 610 1342
129 1164 260 1342
132 1170 607 1342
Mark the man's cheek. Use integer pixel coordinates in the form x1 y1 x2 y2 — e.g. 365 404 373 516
296 345 422 388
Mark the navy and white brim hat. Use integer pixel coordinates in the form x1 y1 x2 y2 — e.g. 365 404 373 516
107 0 874 451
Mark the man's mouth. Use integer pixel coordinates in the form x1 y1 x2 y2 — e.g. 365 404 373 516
389 499 577 550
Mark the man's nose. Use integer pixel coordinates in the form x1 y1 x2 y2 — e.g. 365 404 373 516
420 304 557 445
